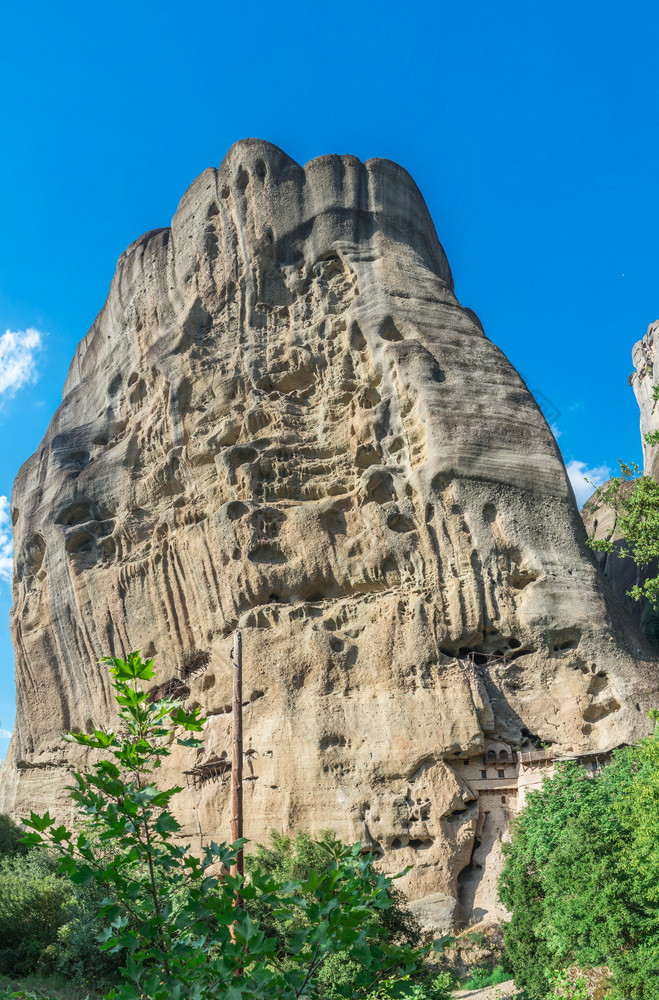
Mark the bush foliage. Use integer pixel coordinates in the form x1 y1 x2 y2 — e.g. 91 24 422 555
499 726 659 999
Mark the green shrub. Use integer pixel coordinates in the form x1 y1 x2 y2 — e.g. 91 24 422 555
460 963 508 989
547 968 592 999
0 972 99 1000
245 830 421 996
0 847 116 988
366 971 453 999
0 850 72 976
0 815 29 857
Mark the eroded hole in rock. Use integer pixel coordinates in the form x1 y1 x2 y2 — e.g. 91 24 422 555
251 507 286 537
551 627 582 652
483 502 498 524
588 672 609 695
319 254 344 280
208 704 232 716
350 321 366 351
237 169 249 190
57 500 95 526
248 544 287 565
329 636 345 653
355 444 382 469
445 805 472 824
386 512 415 533
520 727 548 749
324 507 347 536
583 699 621 722
408 756 437 780
319 734 347 750
506 646 537 661
65 532 97 556
255 159 266 180
59 450 90 470
409 838 434 849
448 634 535 663
358 385 381 409
378 316 404 342
364 469 396 504
360 845 384 859
228 446 258 469
18 533 46 578
226 501 249 521
510 568 539 589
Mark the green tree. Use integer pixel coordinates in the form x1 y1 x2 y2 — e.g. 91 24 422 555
23 652 422 1000
499 733 659 999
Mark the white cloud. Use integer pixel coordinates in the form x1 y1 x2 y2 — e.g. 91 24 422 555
0 495 12 583
0 328 43 397
566 460 611 508
0 729 12 739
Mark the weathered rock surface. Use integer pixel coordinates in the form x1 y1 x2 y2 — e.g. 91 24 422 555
2 140 657 927
583 320 659 638
632 320 659 479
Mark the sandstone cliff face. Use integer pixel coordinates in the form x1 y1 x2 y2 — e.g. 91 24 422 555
2 140 657 930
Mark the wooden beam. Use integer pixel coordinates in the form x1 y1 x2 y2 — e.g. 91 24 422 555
230 629 243 881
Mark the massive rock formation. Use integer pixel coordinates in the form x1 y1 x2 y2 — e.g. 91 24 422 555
2 140 657 930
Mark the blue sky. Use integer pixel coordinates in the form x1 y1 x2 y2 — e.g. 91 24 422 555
1 0 658 756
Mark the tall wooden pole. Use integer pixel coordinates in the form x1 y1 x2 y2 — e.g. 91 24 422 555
230 629 243 881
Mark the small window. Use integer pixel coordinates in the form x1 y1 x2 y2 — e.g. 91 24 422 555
499 749 509 760
486 750 497 761
501 796 506 804
591 761 598 772
498 769 505 778
481 770 487 779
